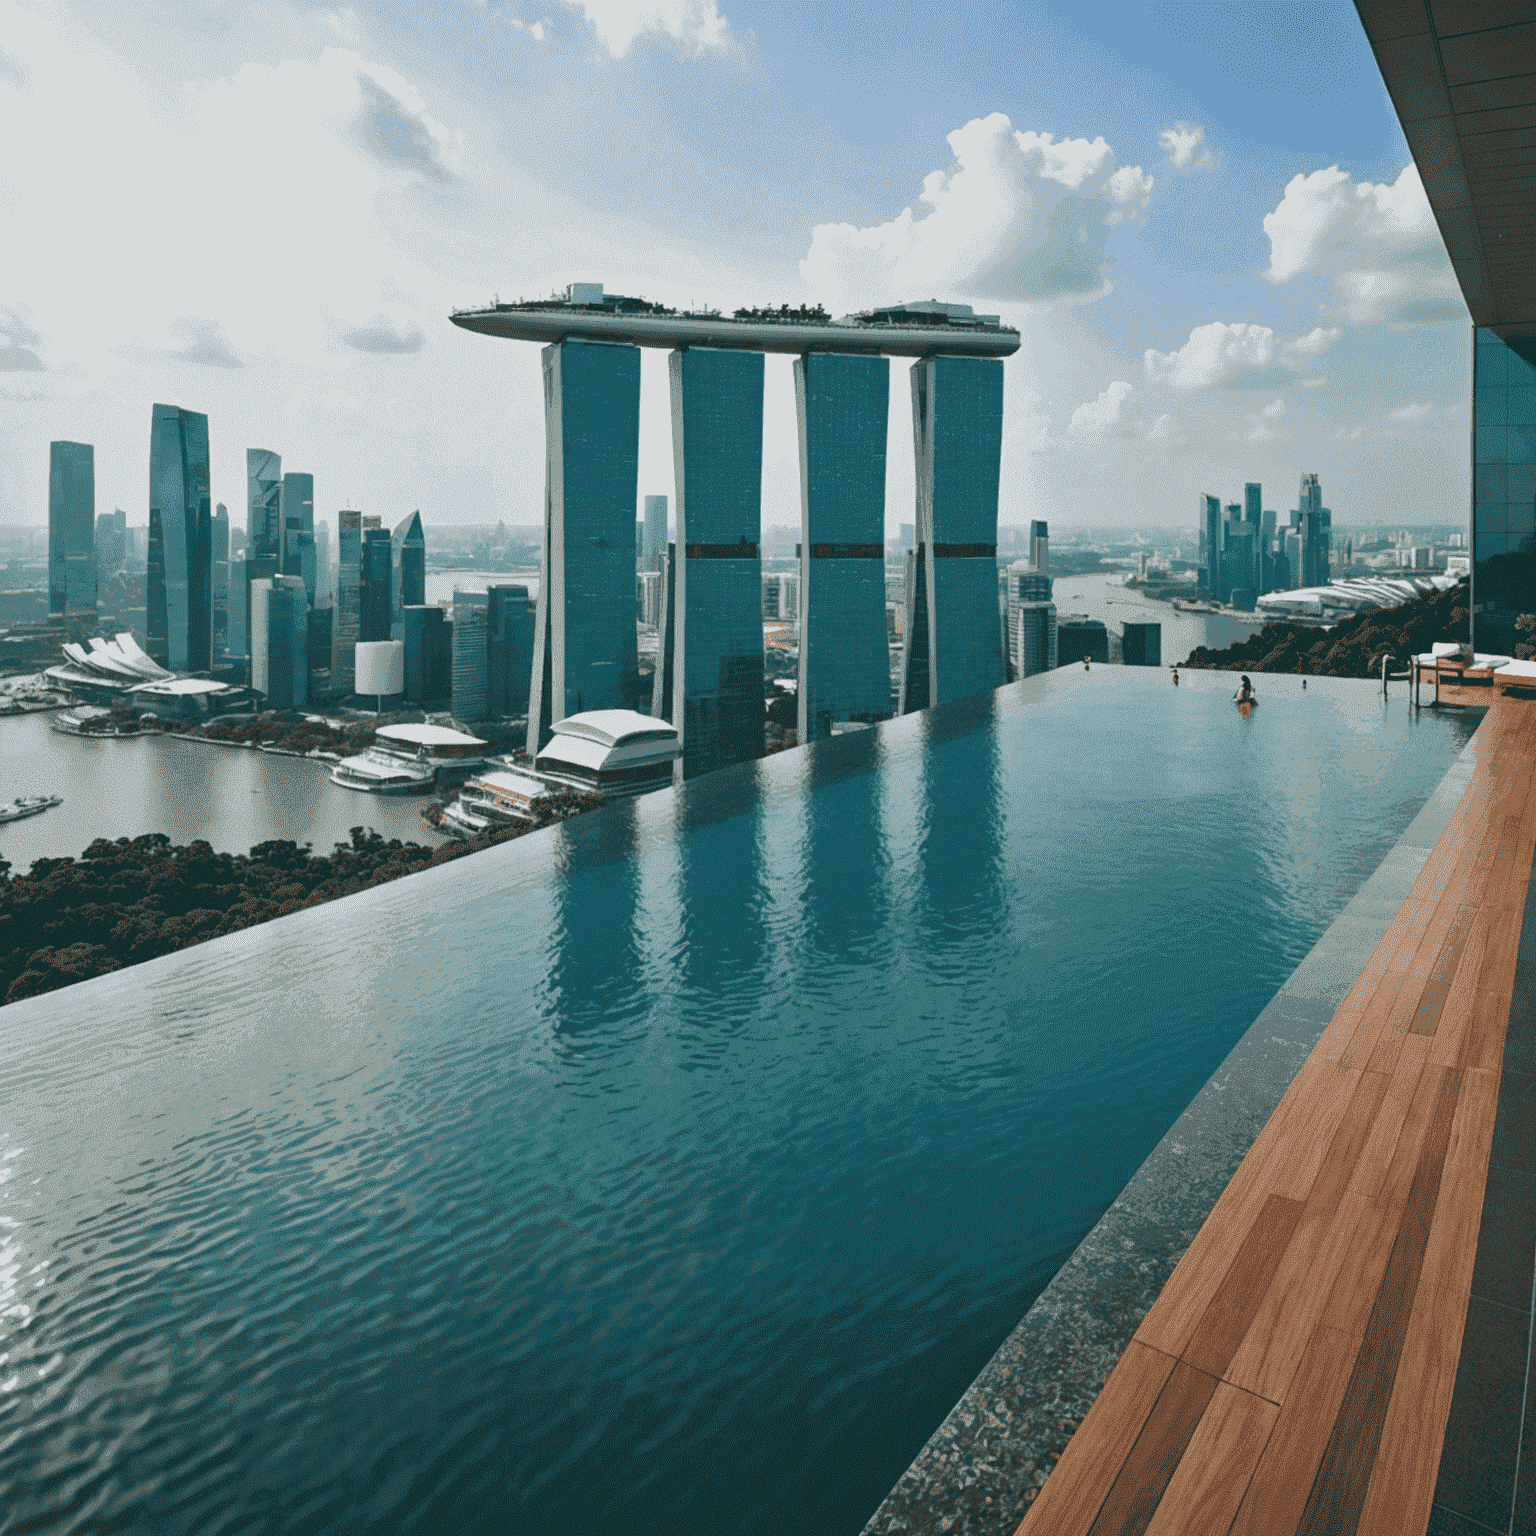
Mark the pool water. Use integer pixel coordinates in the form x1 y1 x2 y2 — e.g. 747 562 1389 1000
0 668 1480 1535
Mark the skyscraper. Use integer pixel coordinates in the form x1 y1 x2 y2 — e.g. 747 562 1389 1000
391 511 425 639
526 339 642 753
361 528 392 642
901 354 1006 712
795 350 890 743
148 404 212 671
333 509 362 695
48 440 96 624
1472 329 1536 653
404 604 451 704
267 574 309 709
281 472 314 593
487 583 535 717
643 494 667 574
1200 493 1222 600
1030 519 1049 573
452 590 490 721
1299 472 1324 587
651 542 676 720
246 450 282 567
211 503 229 660
228 555 247 661
1004 564 1053 679
668 345 765 774
314 521 331 609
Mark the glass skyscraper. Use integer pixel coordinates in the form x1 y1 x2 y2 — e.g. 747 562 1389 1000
361 528 392 642
670 345 766 775
452 590 490 722
333 509 362 696
48 440 96 623
404 604 450 704
268 574 309 709
281 472 314 600
211 503 229 660
901 354 1005 712
391 511 426 639
148 404 212 672
1473 327 1536 654
795 351 891 741
643 495 667 574
247 450 282 566
651 542 676 719
487 583 535 717
526 340 642 752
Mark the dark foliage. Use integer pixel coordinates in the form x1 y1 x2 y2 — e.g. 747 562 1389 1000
0 786 604 1007
1181 581 1471 677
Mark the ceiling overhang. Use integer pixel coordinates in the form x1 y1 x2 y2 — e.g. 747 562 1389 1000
1356 1 1536 362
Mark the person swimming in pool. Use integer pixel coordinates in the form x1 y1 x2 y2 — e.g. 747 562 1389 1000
1235 674 1256 703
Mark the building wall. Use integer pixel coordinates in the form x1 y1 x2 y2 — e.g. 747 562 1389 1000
247 450 282 564
1473 326 1536 654
643 494 667 574
403 604 448 703
795 351 890 742
334 509 361 696
267 575 309 709
453 590 490 721
1122 622 1162 667
48 440 96 620
908 354 1005 710
249 578 271 696
671 345 766 775
360 529 392 642
487 584 535 717
148 404 211 671
527 339 642 753
281 472 314 599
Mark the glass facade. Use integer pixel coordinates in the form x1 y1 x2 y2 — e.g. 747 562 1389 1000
643 495 667 574
452 590 490 721
281 472 314 602
391 511 426 639
48 439 96 622
333 509 362 696
404 603 450 704
247 449 282 565
527 340 641 752
795 352 891 741
211 504 229 660
903 354 1005 711
148 404 212 671
671 346 766 776
361 528 392 642
487 584 535 717
1474 326 1536 655
651 542 676 719
267 574 309 709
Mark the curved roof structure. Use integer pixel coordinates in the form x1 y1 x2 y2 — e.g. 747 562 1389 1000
378 724 488 749
451 290 1021 359
549 709 679 748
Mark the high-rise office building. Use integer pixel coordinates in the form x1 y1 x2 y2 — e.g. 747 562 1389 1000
487 583 535 718
669 346 765 774
900 354 1006 712
527 340 642 753
361 528 392 642
391 511 426 639
211 503 229 659
452 590 490 721
228 555 247 661
314 521 331 610
1011 602 1057 678
148 404 212 671
795 351 890 742
333 509 362 695
643 494 667 574
281 472 314 594
1200 493 1222 599
269 574 309 709
247 450 282 565
1030 519 1049 573
1122 622 1162 666
1299 472 1324 588
403 604 451 704
48 440 96 623
1057 617 1109 666
249 578 271 696
651 542 676 719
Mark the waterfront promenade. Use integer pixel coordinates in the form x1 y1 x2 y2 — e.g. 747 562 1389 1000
1016 686 1536 1534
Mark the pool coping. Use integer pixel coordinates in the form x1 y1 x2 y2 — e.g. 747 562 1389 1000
863 709 1491 1535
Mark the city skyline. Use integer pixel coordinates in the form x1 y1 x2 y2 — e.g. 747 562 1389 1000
0 1 1473 537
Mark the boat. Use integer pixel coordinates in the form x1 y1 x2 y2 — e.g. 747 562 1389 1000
330 723 488 795
0 793 63 824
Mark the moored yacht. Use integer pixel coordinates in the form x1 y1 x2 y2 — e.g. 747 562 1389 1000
330 724 488 795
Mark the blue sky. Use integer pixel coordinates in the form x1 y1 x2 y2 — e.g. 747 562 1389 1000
0 0 1472 533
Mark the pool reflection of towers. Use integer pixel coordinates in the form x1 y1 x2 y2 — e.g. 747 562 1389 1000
452 283 1021 780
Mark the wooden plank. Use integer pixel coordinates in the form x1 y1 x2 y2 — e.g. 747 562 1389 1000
1182 1194 1306 1381
1223 1075 1389 1403
1228 1325 1361 1536
1344 1041 1434 1206
1419 1152 1488 1303
1354 1283 1473 1536
1444 1066 1500 1173
1015 1341 1177 1536
1265 1063 1367 1204
1295 1068 1460 1536
1408 905 1476 1036
1087 1362 1220 1536
1427 918 1488 1068
1321 1194 1403 1341
1140 1382 1278 1536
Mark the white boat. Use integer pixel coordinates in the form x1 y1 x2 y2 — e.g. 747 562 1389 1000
330 723 488 795
0 793 63 824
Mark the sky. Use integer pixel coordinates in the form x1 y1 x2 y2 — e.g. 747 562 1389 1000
0 0 1474 535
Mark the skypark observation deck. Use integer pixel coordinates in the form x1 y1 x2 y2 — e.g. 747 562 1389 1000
448 292 1022 359
453 285 1020 778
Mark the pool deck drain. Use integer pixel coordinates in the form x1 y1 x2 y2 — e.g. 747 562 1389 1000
868 690 1536 1535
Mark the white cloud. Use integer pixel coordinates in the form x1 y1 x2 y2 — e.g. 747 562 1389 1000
800 113 1151 313
557 0 730 56
1388 401 1432 422
1143 321 1338 389
1067 380 1133 439
1333 425 1364 440
0 304 44 372
1241 397 1289 443
1148 413 1176 439
1262 163 1464 324
1160 122 1211 172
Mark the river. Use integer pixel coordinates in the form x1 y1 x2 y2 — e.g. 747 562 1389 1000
0 711 448 872
1052 572 1267 663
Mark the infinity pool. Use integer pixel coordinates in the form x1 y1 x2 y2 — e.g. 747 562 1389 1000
0 669 1480 1535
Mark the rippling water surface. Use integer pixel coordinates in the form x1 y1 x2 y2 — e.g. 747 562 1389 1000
0 670 1481 1535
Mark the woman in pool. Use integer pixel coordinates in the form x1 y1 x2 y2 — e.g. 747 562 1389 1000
1234 674 1256 704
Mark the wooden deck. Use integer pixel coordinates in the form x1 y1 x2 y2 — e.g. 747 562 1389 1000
1017 695 1535 1536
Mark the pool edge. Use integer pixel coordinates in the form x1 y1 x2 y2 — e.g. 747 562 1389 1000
860 708 1491 1536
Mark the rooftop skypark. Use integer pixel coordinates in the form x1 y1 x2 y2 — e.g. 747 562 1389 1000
449 284 1021 358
